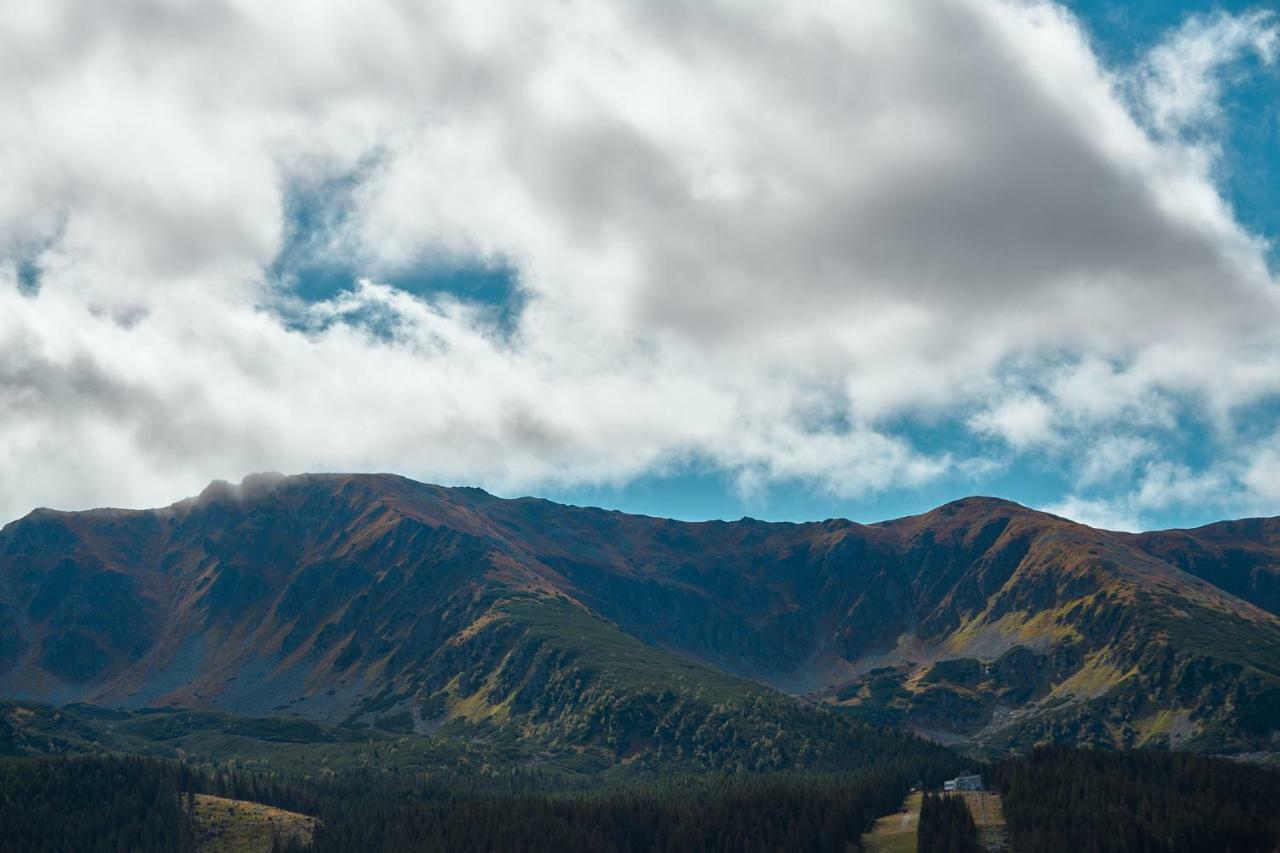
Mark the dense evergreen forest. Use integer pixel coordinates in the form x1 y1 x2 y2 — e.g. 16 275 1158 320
0 756 194 853
4 745 1280 851
991 747 1280 853
0 747 956 853
287 770 913 853
916 792 980 853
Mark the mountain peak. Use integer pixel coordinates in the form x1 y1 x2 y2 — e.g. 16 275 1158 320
192 471 290 505
878 495 1046 530
930 495 1030 514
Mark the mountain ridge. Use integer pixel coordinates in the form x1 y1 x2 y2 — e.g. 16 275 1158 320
1 473 1277 762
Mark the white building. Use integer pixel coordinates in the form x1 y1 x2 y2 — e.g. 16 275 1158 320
943 772 983 792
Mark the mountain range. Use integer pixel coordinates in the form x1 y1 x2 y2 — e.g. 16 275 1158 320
1 472 1277 767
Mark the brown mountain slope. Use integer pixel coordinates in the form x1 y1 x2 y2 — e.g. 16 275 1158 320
1128 518 1280 617
0 473 1277 757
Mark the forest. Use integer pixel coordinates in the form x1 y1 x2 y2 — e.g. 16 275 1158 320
0 753 953 853
916 792 981 853
2 746 1280 851
287 770 913 852
0 755 195 853
990 747 1280 853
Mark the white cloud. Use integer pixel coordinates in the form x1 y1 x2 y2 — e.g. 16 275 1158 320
1042 496 1145 533
1239 440 1280 508
1 1 1279 522
969 395 1057 450
1132 460 1232 513
1075 436 1156 489
1134 9 1277 137
1048 453 1247 532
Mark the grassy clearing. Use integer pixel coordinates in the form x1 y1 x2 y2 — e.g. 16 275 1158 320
960 790 1009 852
864 790 921 853
192 793 315 853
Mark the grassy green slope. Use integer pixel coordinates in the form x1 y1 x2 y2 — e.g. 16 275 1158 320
1 595 964 781
402 593 963 775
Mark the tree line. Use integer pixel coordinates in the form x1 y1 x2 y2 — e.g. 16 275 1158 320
0 755 194 853
285 770 916 853
916 792 980 853
3 745 1279 852
0 749 958 853
990 746 1280 853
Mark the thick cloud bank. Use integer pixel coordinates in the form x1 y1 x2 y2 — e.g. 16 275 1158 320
1 1 1277 528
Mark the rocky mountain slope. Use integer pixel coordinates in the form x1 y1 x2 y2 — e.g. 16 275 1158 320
1 473 1277 760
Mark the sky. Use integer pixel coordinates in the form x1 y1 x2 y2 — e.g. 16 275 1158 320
2 0 1279 532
